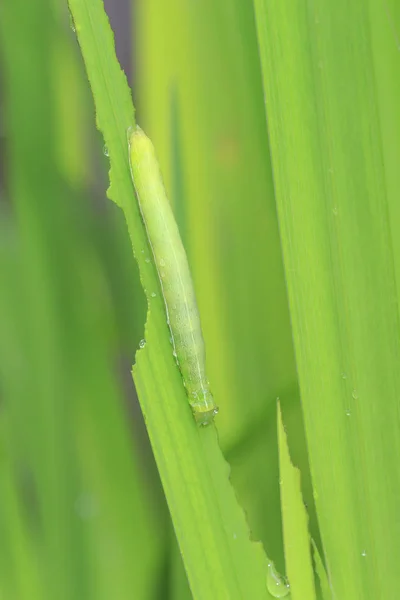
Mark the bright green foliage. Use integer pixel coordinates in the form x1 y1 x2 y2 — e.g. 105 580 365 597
136 0 303 573
1 0 398 596
254 0 400 598
277 404 316 600
67 0 284 597
0 0 162 598
312 541 331 600
135 343 272 598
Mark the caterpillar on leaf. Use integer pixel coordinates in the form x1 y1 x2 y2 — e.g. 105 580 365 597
129 126 218 427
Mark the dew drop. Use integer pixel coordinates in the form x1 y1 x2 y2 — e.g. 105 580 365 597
233 533 237 540
69 12 76 32
145 258 151 263
361 550 367 557
139 339 146 349
341 372 347 380
150 292 157 298
266 562 290 598
103 145 109 157
160 271 166 278
159 258 166 267
333 206 338 216
352 389 359 400
345 409 351 417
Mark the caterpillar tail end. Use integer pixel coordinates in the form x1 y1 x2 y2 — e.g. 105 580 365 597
193 405 219 427
190 389 219 427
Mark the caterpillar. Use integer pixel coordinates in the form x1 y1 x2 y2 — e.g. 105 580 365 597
128 126 218 426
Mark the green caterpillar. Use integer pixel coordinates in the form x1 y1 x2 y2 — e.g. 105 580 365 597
128 126 218 426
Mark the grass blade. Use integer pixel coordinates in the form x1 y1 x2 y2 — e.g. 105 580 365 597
254 0 400 597
277 404 316 600
69 0 279 596
135 0 304 570
0 1 161 597
311 540 331 600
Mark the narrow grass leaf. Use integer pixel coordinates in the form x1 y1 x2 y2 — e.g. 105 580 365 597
135 0 300 568
277 404 316 600
69 0 276 596
254 0 400 597
311 540 332 600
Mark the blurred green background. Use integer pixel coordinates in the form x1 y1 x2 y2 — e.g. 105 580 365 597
0 0 314 598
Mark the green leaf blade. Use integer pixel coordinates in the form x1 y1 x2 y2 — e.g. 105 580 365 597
69 0 278 597
254 0 400 598
277 404 316 600
134 314 273 599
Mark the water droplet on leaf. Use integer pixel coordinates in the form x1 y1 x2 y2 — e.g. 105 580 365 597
266 562 290 598
69 12 76 32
